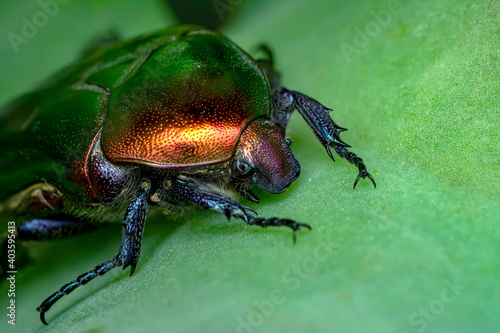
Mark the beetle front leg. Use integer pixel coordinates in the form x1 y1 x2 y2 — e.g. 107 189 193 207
246 216 311 244
36 180 151 325
174 178 310 242
272 87 376 189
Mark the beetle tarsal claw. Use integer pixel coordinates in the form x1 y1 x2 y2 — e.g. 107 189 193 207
353 168 377 189
242 205 257 216
38 308 48 325
287 220 312 244
325 146 336 162
225 205 251 223
367 173 377 188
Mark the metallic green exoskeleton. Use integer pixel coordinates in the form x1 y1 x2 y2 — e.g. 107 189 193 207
0 25 375 325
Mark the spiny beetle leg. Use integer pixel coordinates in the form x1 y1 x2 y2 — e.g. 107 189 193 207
175 178 310 242
247 216 312 244
271 86 295 130
36 180 151 325
17 218 98 241
291 90 350 149
117 181 151 275
333 146 377 189
37 259 119 325
174 178 256 223
2 219 98 278
271 87 376 189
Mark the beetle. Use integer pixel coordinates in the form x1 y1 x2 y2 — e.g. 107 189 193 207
0 25 375 324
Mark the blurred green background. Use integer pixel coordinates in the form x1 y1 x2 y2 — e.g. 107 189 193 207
0 0 498 332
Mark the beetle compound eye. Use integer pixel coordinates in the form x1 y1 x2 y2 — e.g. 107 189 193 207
237 160 252 174
232 159 254 179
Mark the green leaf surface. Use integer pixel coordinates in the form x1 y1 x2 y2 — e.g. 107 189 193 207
0 0 498 332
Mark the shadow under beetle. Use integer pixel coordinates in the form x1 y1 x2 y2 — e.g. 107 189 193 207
0 25 375 324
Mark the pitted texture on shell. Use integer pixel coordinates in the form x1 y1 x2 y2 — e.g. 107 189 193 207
102 31 270 169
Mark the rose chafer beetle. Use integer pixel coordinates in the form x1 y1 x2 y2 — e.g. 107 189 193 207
0 25 375 324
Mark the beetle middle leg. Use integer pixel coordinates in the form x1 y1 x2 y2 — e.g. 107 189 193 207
271 87 376 189
0 181 99 278
36 180 151 325
1 218 104 285
15 218 98 240
173 177 311 242
0 184 93 243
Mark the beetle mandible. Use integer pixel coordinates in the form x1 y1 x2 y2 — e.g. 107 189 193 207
0 25 375 324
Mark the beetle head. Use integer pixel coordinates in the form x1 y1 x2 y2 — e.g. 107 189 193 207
231 118 300 194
